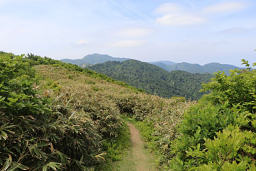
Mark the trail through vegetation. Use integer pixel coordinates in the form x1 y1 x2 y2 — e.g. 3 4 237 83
128 123 156 171
0 52 193 170
113 123 156 171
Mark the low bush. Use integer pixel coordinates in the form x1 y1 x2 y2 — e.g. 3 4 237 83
170 60 256 170
0 53 68 170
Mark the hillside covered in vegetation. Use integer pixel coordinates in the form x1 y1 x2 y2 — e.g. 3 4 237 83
1 51 256 170
0 52 192 170
90 60 212 100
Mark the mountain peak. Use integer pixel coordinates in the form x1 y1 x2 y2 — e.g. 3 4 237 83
61 54 240 74
61 54 129 66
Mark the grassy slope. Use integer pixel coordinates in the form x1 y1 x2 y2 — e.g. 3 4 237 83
35 65 133 169
35 64 194 169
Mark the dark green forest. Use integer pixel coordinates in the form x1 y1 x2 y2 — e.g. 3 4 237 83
90 60 212 100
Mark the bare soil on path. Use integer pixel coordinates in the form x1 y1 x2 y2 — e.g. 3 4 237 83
112 122 157 171
127 123 157 171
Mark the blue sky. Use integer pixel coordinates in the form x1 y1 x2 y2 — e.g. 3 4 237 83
0 0 255 66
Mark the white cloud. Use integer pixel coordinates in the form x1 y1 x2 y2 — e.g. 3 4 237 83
118 28 152 37
114 28 150 48
157 14 204 26
112 40 144 48
204 2 247 13
155 1 248 26
75 40 88 46
155 3 180 14
155 3 205 26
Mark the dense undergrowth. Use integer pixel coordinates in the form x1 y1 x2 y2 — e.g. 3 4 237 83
0 52 129 170
0 52 192 170
169 60 256 170
119 97 193 169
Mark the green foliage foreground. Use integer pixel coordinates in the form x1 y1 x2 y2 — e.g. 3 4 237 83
0 53 62 170
170 61 256 170
0 53 125 170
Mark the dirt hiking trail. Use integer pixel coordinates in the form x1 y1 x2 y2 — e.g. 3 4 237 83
112 122 157 171
127 123 157 171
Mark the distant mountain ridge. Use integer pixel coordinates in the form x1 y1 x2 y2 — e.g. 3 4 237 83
149 61 176 71
61 53 129 67
61 54 240 74
89 59 212 100
153 61 239 74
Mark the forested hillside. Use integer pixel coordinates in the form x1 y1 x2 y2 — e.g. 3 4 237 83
151 61 240 74
90 60 212 100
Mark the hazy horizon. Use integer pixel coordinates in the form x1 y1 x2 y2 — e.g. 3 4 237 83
0 0 255 66
60 53 243 67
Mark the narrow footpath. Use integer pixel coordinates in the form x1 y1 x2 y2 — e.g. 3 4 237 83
127 123 156 171
114 123 157 171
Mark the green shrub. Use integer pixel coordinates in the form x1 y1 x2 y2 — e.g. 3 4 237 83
170 61 256 170
0 53 124 170
0 53 63 170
